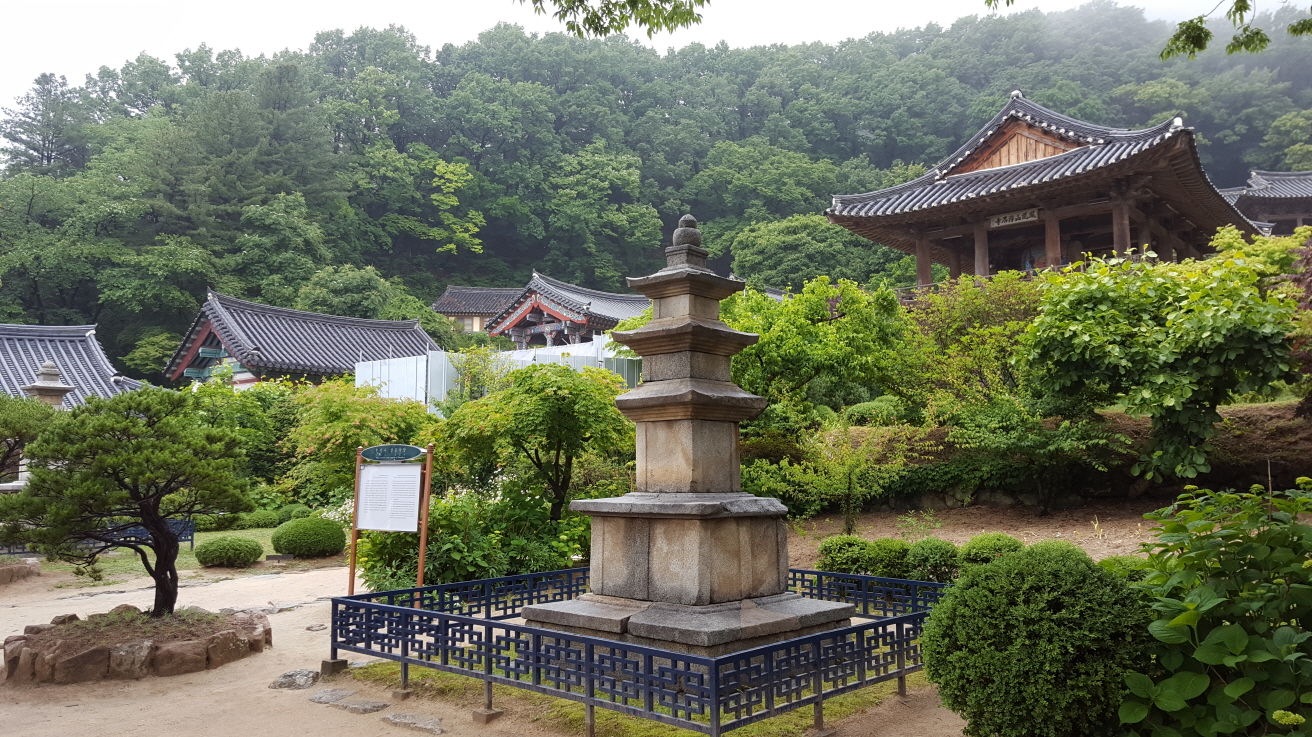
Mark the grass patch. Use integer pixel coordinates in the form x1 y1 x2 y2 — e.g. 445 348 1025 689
39 527 343 583
24 609 231 649
352 660 928 737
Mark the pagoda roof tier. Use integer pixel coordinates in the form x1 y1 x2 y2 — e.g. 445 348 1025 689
165 291 439 381
0 324 141 408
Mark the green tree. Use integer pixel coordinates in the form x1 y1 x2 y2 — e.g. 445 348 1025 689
729 214 905 291
1 73 90 175
293 264 455 346
279 378 435 507
720 276 903 436
0 388 249 616
988 0 1312 60
445 363 630 520
524 0 706 37
121 331 183 377
0 395 57 483
1027 254 1294 480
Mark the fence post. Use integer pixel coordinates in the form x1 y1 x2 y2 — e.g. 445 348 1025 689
400 610 410 690
896 621 907 697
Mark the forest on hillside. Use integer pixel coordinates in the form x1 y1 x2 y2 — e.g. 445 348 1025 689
1 1 1310 379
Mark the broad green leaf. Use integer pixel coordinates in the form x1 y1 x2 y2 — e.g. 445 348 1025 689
1164 672 1210 700
1152 619 1191 644
1126 672 1156 698
1120 701 1151 724
1261 689 1296 710
1223 678 1254 699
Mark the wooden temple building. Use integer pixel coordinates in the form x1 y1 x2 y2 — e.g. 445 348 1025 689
826 92 1257 286
430 286 522 332
165 291 439 386
439 273 650 349
1221 171 1312 236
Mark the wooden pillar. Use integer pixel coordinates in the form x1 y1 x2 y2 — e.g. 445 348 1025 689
1112 199 1131 256
915 230 933 288
1043 210 1062 269
973 221 990 278
947 247 962 280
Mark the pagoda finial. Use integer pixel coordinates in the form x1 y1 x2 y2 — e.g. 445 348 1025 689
22 360 75 408
665 213 708 271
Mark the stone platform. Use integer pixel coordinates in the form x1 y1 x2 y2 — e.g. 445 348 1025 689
522 592 852 657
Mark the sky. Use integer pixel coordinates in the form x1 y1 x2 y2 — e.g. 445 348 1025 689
3 0 1202 109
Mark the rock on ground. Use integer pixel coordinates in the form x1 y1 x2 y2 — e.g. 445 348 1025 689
309 688 356 704
383 713 445 734
268 669 320 689
332 699 390 714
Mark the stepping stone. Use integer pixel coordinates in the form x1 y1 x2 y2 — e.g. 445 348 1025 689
269 669 320 689
383 713 445 734
309 688 355 704
333 700 390 714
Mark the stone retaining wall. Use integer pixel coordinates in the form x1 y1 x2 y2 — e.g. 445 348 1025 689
3 610 272 684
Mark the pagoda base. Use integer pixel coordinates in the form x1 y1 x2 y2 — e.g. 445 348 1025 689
522 592 853 657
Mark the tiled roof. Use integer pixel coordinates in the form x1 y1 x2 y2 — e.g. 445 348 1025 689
0 324 141 408
529 273 650 322
1225 171 1312 201
431 286 523 316
167 291 439 378
830 95 1186 218
487 273 651 334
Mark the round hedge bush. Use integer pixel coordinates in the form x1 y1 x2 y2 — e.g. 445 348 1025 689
922 540 1149 737
272 517 347 558
277 503 311 523
1096 554 1148 582
194 536 265 568
958 532 1024 567
866 537 910 579
907 537 959 582
237 509 280 529
818 535 869 574
844 396 905 426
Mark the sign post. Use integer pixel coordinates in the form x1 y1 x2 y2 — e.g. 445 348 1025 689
347 444 433 596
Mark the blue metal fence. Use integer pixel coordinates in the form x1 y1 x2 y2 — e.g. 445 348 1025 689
1 518 196 557
331 568 947 736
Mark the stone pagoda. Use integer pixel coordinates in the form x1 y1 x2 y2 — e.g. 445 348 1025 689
522 215 852 656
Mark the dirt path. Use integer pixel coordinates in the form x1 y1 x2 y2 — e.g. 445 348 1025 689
1 567 564 737
833 686 966 737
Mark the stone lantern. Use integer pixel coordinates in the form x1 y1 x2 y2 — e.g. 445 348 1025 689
22 361 76 408
523 215 852 655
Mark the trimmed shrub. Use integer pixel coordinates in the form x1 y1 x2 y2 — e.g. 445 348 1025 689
236 509 280 529
1095 554 1147 582
907 537 959 582
866 537 911 579
194 536 265 568
922 540 1149 737
277 503 311 523
817 535 870 574
958 532 1023 567
272 517 347 558
194 513 240 532
844 396 904 426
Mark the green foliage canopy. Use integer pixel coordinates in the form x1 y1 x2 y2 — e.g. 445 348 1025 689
0 387 250 615
445 364 630 520
1027 255 1295 480
1119 484 1312 736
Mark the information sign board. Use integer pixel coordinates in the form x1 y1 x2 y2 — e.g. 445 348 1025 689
356 463 423 532
989 208 1040 229
362 444 425 462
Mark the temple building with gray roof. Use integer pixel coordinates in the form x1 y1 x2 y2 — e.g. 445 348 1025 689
827 92 1258 287
165 291 439 386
